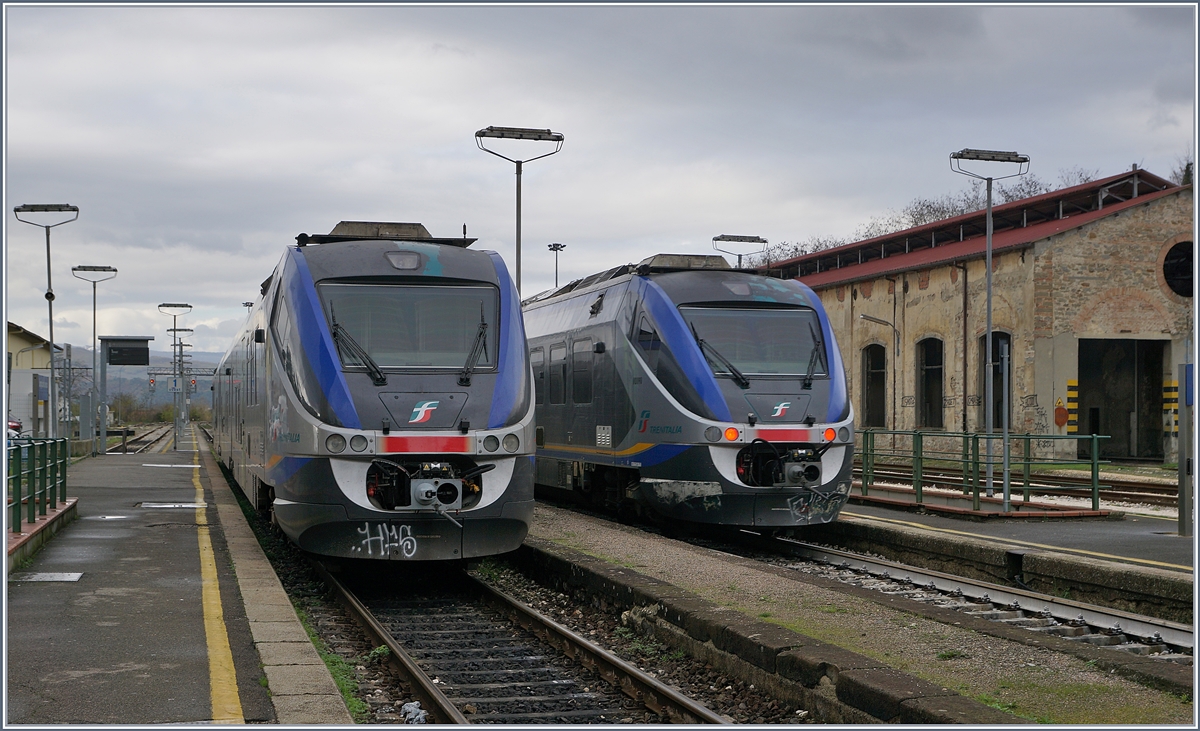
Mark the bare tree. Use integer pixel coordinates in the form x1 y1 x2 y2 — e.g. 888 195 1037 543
1169 147 1194 186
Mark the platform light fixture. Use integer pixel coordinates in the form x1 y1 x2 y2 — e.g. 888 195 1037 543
159 303 193 450
950 148 1029 512
548 243 566 287
72 265 118 455
14 203 80 438
476 126 565 294
712 235 767 269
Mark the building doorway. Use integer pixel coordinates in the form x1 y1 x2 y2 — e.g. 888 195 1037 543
1077 339 1165 460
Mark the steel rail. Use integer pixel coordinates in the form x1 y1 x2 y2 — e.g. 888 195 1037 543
309 559 469 724
767 535 1193 649
467 575 730 725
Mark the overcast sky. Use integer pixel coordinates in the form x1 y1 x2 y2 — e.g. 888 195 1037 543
4 4 1196 357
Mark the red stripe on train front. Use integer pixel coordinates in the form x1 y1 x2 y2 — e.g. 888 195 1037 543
754 428 814 442
379 435 472 453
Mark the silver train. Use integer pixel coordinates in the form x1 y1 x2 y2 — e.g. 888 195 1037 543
521 254 854 529
213 222 535 561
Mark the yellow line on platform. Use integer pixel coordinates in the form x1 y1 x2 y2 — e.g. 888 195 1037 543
842 510 1193 572
192 427 243 723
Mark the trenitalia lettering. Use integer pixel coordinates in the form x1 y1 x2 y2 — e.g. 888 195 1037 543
647 425 682 434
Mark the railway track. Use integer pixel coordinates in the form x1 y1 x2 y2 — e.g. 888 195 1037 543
856 462 1181 508
731 530 1193 662
308 560 728 724
105 424 173 454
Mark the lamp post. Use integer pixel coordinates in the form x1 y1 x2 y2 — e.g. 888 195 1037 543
14 203 79 438
950 148 1029 505
712 235 767 269
859 314 900 432
242 301 254 312
548 243 566 287
72 265 118 456
159 303 192 449
475 126 565 294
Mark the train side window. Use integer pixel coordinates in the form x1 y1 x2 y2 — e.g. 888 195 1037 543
530 348 545 404
549 344 566 405
572 339 592 404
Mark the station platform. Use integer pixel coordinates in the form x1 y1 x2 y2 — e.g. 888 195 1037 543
839 500 1194 574
5 426 352 725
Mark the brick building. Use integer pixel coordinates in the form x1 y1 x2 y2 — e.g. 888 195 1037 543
763 168 1193 462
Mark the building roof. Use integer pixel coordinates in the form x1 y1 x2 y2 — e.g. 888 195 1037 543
759 168 1182 289
7 321 52 349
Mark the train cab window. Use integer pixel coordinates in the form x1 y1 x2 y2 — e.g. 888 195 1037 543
318 283 497 370
634 315 662 370
917 337 944 429
549 344 567 404
572 339 592 404
530 348 545 404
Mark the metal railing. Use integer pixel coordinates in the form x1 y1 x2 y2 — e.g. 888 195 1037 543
856 430 1110 511
7 438 70 534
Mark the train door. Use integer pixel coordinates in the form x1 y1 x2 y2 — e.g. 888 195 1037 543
570 337 594 450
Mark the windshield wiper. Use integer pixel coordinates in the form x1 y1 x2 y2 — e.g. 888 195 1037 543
690 323 750 389
802 321 824 390
459 306 489 386
330 305 387 386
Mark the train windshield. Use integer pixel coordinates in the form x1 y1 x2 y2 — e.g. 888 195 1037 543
678 306 826 377
318 283 498 369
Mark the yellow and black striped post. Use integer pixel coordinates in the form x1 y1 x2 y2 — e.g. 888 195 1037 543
1066 380 1078 434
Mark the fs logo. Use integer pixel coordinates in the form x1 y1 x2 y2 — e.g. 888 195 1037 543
637 410 651 433
770 402 791 418
409 401 440 423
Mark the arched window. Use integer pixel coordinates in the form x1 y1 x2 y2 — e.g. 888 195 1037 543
1163 241 1193 297
861 344 887 428
917 338 943 429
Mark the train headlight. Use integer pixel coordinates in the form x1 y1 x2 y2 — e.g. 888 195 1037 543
823 428 836 442
326 434 347 453
502 434 520 452
350 435 368 452
705 426 721 442
483 435 500 452
838 426 850 442
724 427 739 441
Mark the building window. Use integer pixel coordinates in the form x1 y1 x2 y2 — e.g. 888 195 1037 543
861 344 887 428
548 344 566 405
917 338 943 429
572 339 592 404
978 332 1012 429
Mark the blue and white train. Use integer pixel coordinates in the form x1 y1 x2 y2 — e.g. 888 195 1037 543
213 222 534 561
521 254 854 530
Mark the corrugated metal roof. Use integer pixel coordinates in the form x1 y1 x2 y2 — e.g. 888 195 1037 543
760 169 1184 289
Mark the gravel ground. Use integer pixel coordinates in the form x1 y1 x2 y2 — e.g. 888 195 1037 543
527 504 1194 725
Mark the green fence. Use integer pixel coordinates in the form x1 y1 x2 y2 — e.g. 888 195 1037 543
855 430 1110 511
7 438 69 534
